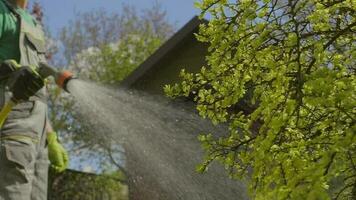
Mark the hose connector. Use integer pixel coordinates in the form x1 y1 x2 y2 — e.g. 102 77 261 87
38 62 75 92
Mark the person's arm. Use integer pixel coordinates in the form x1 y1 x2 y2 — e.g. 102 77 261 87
0 1 6 40
46 121 54 133
46 121 69 173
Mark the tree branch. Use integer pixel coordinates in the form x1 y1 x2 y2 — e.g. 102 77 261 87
306 21 356 73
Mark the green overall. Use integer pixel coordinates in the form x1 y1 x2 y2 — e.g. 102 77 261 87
0 1 49 199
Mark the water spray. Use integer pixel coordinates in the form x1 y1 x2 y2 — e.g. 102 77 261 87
0 62 74 127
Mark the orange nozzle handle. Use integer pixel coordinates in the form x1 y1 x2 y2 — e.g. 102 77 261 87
56 70 73 89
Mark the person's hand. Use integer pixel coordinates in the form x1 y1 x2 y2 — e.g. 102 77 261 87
47 131 69 173
0 60 21 81
11 66 44 102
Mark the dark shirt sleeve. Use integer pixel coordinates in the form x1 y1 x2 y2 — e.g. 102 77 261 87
0 1 5 39
0 1 7 63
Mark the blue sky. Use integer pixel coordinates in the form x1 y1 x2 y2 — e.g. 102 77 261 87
31 0 200 35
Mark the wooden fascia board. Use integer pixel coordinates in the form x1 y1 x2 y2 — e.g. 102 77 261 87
121 16 205 87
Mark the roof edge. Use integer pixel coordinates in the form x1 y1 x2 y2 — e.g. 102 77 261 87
121 16 205 87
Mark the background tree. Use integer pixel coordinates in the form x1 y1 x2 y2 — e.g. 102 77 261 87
59 4 174 84
165 0 355 199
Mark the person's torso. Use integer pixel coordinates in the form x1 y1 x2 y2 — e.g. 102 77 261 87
0 0 39 63
0 0 48 140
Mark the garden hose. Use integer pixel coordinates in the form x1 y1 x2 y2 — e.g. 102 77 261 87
0 100 15 128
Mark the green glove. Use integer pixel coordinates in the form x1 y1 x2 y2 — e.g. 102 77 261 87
47 131 69 173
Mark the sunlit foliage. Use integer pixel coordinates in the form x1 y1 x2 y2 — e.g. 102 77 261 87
165 0 356 199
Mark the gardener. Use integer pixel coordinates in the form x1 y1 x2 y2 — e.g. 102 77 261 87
0 0 68 199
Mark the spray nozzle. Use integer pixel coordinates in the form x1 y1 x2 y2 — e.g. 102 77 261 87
56 70 74 92
38 62 75 92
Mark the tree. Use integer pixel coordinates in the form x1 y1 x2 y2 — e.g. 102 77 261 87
165 0 355 199
59 4 174 83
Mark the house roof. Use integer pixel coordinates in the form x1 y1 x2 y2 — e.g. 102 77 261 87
121 16 206 87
